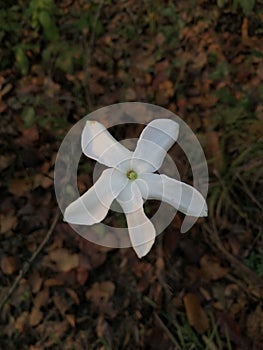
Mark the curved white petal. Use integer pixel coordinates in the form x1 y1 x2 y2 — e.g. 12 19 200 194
82 120 132 168
117 182 156 258
132 119 179 173
64 168 128 225
137 173 208 217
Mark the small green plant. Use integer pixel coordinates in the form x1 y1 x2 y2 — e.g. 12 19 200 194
217 0 255 15
27 0 59 40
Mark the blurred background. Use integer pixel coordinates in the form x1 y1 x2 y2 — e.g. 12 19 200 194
0 0 262 349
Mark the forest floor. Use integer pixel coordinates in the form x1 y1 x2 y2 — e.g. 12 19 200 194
0 1 263 349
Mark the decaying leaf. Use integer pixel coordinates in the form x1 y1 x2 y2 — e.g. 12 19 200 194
33 288 49 309
29 307 43 327
15 311 29 332
1 256 18 275
49 248 79 272
183 292 209 334
200 255 228 280
9 178 33 197
86 281 115 304
0 214 17 233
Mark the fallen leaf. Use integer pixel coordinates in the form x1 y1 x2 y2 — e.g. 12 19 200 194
0 214 17 233
49 248 79 272
206 130 223 170
28 271 43 294
86 281 115 303
96 314 111 346
15 312 29 332
44 278 64 287
66 314 75 327
0 100 7 113
29 306 43 327
0 155 15 171
66 288 80 305
200 255 228 280
34 288 49 309
53 294 69 316
9 178 33 197
1 256 18 275
77 266 89 285
183 292 209 334
34 173 54 189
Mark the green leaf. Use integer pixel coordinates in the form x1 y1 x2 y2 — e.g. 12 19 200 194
239 0 255 15
21 107 35 128
14 46 29 75
38 10 58 40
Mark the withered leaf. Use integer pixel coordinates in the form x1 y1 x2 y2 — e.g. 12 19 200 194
29 307 43 327
86 281 115 303
183 292 209 334
49 248 78 272
1 256 18 275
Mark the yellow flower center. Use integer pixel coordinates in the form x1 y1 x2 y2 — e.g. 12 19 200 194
127 170 137 180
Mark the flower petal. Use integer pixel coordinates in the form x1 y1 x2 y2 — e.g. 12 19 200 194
64 168 128 225
82 120 132 168
117 182 156 258
132 119 179 173
137 173 208 217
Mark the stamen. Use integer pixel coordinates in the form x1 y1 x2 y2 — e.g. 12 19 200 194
127 170 137 180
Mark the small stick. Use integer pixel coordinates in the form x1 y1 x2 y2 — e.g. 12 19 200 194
0 210 61 311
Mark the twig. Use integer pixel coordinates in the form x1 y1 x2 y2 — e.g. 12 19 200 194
89 0 104 51
154 312 181 349
83 0 104 110
236 173 263 210
0 210 61 311
203 222 263 293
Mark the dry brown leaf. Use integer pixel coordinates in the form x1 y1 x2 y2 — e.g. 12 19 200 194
53 294 68 316
28 271 43 294
0 215 17 233
34 173 53 189
9 178 33 196
200 255 228 280
15 311 29 332
44 278 64 287
86 281 115 303
44 320 68 347
96 315 111 341
206 130 223 169
183 292 209 334
49 248 78 272
34 288 49 309
65 288 79 305
0 155 15 171
77 266 89 286
29 307 43 327
0 100 7 113
66 314 75 327
1 256 18 275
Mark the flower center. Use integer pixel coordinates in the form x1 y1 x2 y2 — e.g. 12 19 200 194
127 170 137 181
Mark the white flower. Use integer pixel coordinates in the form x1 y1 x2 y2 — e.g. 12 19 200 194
64 119 207 258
